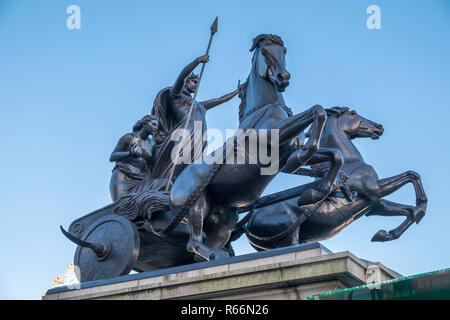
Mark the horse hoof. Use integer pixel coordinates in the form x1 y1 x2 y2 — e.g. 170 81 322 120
413 205 426 224
186 239 194 253
297 188 318 206
371 230 392 242
187 239 209 259
297 187 330 207
211 250 230 261
194 254 207 262
188 240 229 261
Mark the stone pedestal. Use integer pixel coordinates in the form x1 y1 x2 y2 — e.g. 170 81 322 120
43 243 400 300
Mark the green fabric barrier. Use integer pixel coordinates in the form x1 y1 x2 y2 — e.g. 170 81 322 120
307 268 450 300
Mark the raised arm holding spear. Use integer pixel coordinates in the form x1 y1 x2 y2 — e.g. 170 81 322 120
163 17 219 192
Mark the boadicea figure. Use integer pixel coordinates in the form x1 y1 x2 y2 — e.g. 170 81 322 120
109 114 167 201
150 54 243 182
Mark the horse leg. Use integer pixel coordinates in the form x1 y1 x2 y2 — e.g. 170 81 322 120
186 197 236 261
278 105 327 162
368 200 417 242
362 171 427 223
223 241 235 257
284 147 344 206
185 193 224 261
381 172 428 207
356 171 427 242
203 207 239 259
185 193 209 258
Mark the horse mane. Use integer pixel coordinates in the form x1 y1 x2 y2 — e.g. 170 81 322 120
250 34 285 52
326 106 349 117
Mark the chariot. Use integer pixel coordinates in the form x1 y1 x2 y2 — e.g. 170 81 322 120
61 195 195 282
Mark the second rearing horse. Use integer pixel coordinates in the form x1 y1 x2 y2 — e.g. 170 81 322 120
245 107 428 250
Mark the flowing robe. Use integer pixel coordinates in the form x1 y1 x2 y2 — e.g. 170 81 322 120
151 88 208 183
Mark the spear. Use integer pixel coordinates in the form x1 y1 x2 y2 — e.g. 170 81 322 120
165 17 219 192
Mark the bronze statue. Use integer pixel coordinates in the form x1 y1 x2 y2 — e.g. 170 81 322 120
59 19 428 283
244 107 427 250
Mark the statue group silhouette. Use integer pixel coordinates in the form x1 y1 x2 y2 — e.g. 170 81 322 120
61 27 427 282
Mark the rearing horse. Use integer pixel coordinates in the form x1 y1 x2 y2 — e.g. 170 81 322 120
245 107 428 250
168 34 344 261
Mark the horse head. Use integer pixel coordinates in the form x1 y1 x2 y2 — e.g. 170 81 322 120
326 107 384 140
250 34 290 92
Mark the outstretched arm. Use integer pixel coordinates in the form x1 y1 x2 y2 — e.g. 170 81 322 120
201 88 240 110
201 80 245 110
170 55 209 97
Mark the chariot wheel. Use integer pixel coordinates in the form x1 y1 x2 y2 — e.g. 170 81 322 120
72 214 140 282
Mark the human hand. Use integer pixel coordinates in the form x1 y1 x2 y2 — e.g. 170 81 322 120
130 143 143 158
238 79 247 91
196 54 209 64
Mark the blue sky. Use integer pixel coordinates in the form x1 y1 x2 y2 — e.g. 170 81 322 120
0 0 449 299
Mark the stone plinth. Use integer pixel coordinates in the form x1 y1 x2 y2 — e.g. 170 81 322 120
43 243 400 300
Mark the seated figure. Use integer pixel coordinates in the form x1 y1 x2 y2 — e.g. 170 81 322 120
109 115 167 202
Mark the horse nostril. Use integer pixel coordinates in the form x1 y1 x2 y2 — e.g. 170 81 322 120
277 71 290 81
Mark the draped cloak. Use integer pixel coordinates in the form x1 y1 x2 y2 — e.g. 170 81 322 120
150 88 208 184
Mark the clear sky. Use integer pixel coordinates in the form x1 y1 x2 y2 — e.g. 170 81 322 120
1 0 449 299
